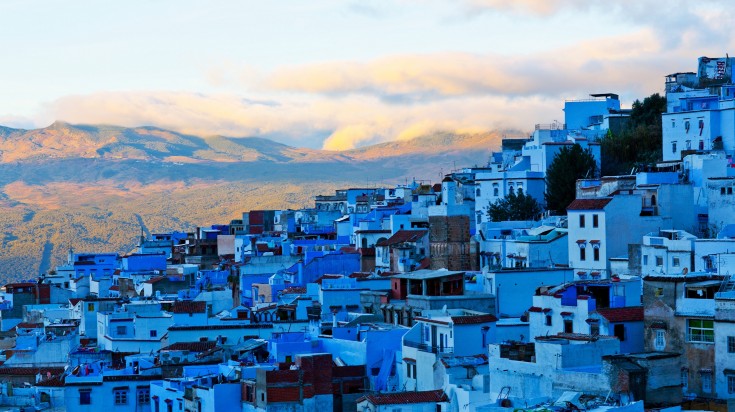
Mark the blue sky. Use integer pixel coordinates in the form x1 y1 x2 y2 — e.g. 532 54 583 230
1 0 732 149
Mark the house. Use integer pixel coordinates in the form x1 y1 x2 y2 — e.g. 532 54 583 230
390 269 495 314
479 225 568 270
64 353 161 412
662 57 735 162
642 270 719 398
567 196 663 279
487 334 621 403
528 278 643 353
356 389 449 412
401 309 496 391
242 353 367 412
375 229 429 273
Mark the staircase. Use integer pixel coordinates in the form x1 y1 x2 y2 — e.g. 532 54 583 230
720 275 735 294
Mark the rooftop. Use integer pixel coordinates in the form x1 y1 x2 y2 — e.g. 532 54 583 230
357 389 448 405
393 269 464 281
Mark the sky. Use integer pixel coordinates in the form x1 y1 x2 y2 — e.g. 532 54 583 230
0 0 733 150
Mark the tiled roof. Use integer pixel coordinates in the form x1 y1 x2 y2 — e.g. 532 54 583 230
376 230 428 247
161 341 217 352
528 306 543 313
594 307 644 323
0 367 64 376
281 287 306 294
358 389 448 405
144 276 165 284
171 301 207 314
314 274 343 285
567 198 613 211
16 322 43 329
451 314 498 324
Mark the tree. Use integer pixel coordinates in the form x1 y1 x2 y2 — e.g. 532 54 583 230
600 93 666 176
545 144 598 215
487 189 541 222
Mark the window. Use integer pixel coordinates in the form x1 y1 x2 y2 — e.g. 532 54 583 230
655 330 665 350
722 187 726 195
137 388 150 405
116 325 127 335
592 214 598 228
406 363 411 378
687 319 714 343
655 287 664 297
579 214 585 228
655 256 663 266
728 336 735 353
593 248 600 261
681 369 688 390
580 247 586 261
730 187 734 195
699 140 704 150
643 255 649 265
590 324 600 336
150 330 157 338
564 319 573 333
80 389 91 405
545 315 552 326
671 119 675 128
673 257 680 267
115 389 128 405
729 375 735 394
476 188 481 197
493 184 499 197
702 372 712 393
88 303 95 311
672 141 677 153
685 120 690 133
614 324 626 341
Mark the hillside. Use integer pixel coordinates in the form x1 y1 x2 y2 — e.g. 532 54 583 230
0 122 503 280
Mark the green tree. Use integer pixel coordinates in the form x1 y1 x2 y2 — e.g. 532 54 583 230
545 144 598 215
487 190 541 222
600 93 666 176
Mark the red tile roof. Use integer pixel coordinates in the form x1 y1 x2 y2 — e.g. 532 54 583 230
594 307 644 323
314 274 343 285
171 301 207 314
0 367 64 376
16 322 43 329
144 276 165 284
161 341 217 352
528 306 543 313
358 389 448 405
376 230 428 247
567 198 613 211
451 314 498 324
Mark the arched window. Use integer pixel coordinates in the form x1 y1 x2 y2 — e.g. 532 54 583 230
493 184 499 197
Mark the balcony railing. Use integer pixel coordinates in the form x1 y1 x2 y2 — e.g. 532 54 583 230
403 340 453 354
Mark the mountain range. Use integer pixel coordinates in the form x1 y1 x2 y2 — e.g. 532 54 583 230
0 121 503 280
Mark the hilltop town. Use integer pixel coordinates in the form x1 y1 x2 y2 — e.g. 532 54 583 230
1 56 734 412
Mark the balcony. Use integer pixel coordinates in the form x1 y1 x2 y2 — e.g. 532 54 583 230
535 123 566 131
403 339 453 354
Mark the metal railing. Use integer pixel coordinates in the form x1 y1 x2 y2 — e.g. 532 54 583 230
403 340 453 354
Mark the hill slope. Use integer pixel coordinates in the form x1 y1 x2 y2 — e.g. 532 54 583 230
0 122 503 280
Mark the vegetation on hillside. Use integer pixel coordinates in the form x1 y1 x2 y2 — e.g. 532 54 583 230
600 93 667 176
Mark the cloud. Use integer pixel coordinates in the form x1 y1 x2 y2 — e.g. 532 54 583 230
265 31 671 101
43 90 562 151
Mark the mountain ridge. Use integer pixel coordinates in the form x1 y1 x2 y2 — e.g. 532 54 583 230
0 121 504 279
